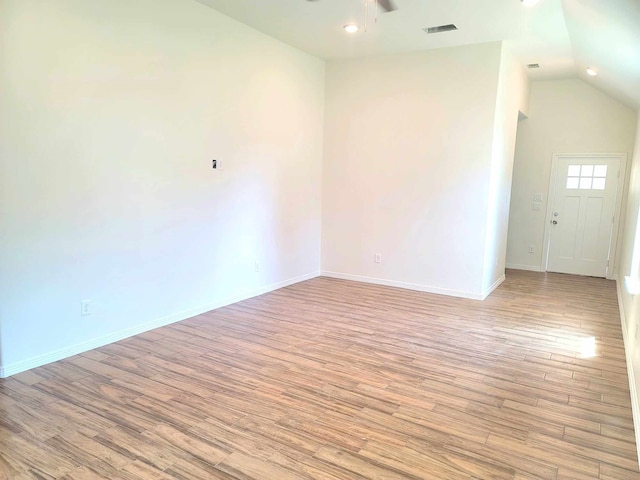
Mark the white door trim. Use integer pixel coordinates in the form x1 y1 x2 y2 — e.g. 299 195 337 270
541 153 627 279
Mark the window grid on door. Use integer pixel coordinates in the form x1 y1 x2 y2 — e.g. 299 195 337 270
566 164 607 190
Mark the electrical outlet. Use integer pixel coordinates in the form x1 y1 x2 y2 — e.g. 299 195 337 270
81 300 91 316
528 245 535 254
254 262 260 273
374 254 382 264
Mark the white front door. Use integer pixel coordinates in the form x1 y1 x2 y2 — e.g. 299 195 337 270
546 156 621 278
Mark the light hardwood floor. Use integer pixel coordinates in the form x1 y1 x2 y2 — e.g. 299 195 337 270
1 270 639 479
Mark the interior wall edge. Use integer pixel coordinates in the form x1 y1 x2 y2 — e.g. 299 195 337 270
482 274 506 300
0 270 321 379
615 277 640 469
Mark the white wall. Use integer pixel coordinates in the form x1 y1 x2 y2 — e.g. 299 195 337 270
482 47 530 292
617 111 640 461
0 0 326 376
506 79 637 272
321 42 513 299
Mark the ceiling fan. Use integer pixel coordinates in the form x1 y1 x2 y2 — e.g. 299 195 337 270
307 0 397 13
376 0 397 12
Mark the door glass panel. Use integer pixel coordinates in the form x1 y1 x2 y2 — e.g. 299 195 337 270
580 177 593 189
581 165 594 176
594 165 608 177
566 177 580 189
568 165 581 176
566 163 609 191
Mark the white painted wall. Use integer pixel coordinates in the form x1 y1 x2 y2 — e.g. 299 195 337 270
0 0 325 376
321 42 513 299
616 111 640 462
506 79 637 273
482 47 530 293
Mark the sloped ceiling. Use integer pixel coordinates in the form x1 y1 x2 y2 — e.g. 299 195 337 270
562 0 640 109
195 0 640 109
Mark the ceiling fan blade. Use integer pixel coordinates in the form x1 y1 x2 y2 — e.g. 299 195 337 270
377 0 397 12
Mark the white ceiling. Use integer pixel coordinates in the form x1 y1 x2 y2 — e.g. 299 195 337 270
195 0 640 109
562 0 640 109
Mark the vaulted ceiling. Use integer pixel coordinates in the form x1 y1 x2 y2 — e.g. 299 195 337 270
195 0 640 109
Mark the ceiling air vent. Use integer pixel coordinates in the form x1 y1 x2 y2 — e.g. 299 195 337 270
423 24 458 34
527 63 540 69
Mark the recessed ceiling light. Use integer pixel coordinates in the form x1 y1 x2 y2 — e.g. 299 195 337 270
586 67 598 76
343 24 359 34
521 0 540 6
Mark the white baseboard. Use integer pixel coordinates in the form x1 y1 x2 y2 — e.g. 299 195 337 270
505 263 543 272
320 271 486 300
482 274 505 300
615 278 640 469
0 271 320 378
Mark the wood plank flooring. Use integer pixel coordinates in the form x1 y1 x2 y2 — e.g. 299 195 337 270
1 270 639 479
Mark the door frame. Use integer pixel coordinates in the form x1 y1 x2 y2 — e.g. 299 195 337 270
541 153 628 280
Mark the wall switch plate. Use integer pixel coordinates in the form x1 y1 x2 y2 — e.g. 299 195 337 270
254 262 260 272
374 254 381 264
81 300 91 316
528 245 535 254
533 193 543 202
533 202 542 211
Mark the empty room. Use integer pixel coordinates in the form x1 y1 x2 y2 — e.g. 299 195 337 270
2 0 640 478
